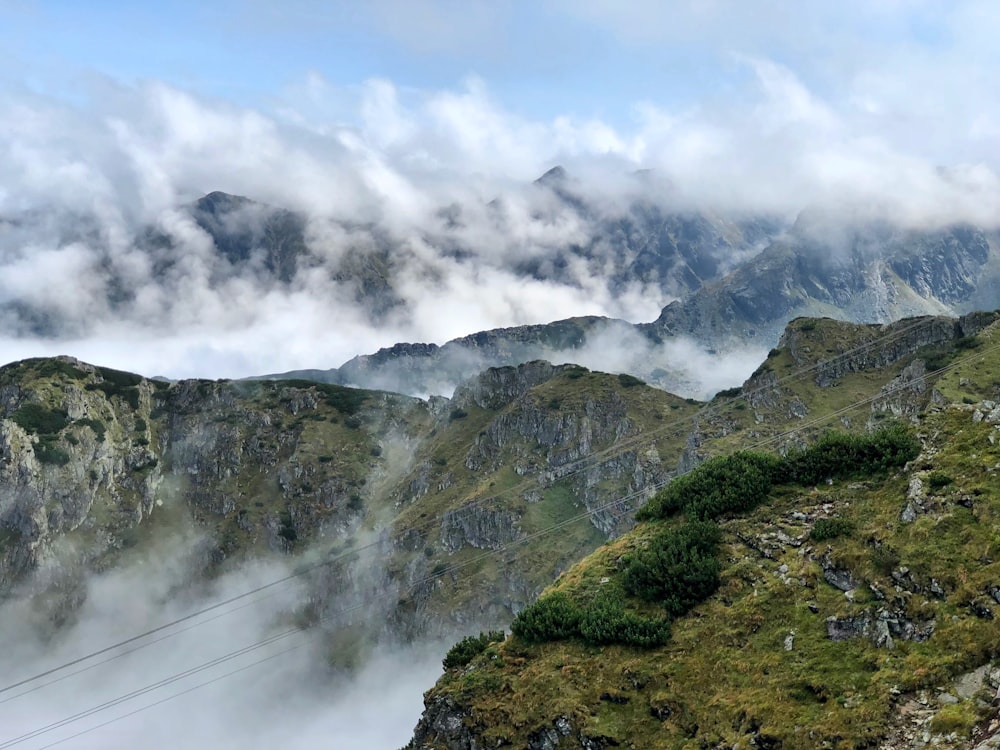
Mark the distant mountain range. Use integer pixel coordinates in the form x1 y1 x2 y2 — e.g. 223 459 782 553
1 169 998 396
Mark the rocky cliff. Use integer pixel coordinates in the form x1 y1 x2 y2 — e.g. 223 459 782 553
405 313 1000 750
0 356 693 644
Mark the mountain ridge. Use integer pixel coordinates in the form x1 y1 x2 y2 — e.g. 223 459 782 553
405 313 1000 750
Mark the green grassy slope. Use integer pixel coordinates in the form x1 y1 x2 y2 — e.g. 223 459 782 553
410 315 1000 750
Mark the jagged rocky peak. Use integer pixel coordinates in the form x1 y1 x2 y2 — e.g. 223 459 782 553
191 190 258 215
451 360 568 411
533 164 568 187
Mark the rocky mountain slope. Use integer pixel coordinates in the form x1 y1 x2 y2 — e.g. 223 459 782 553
0 355 705 645
646 217 1000 347
406 312 1000 750
4 311 1000 748
266 213 1000 402
5 177 998 400
269 215 1000 400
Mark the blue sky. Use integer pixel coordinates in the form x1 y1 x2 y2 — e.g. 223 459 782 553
1 0 996 195
1 1 740 123
2 0 990 133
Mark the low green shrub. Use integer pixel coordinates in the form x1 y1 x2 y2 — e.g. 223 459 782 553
96 366 143 388
783 425 919 486
511 591 583 643
714 386 742 399
578 590 671 648
32 359 88 381
35 439 70 466
638 452 782 521
622 522 722 616
10 404 69 435
74 418 106 440
618 373 646 388
442 631 506 669
810 518 854 542
321 385 367 415
926 471 954 492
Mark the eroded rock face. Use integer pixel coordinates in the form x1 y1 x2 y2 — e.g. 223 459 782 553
440 505 523 552
0 355 680 641
406 695 482 750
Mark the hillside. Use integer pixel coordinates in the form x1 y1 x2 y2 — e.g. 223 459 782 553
0 356 702 646
406 314 1000 749
3 311 1000 748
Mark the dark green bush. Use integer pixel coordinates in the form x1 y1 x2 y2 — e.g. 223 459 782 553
449 408 468 421
618 373 646 388
10 404 69 435
578 590 671 648
35 439 70 466
622 522 722 616
87 379 141 409
955 336 982 351
810 518 854 542
320 385 367 415
33 359 88 381
96 366 143 388
638 452 782 521
714 386 742 399
511 591 583 643
442 630 506 669
783 425 919 486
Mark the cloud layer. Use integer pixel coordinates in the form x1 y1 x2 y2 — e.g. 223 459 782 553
0 533 445 749
1 3 999 382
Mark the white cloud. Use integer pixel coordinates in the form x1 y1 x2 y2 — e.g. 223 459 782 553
0 23 999 381
0 534 445 749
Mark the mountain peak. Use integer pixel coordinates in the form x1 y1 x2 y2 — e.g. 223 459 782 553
534 165 568 186
192 191 255 215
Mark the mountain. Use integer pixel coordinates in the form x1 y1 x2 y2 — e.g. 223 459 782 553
4 311 1000 748
0 172 780 347
0 355 703 642
263 218 1000 400
645 216 1000 346
525 165 781 299
406 312 1000 750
